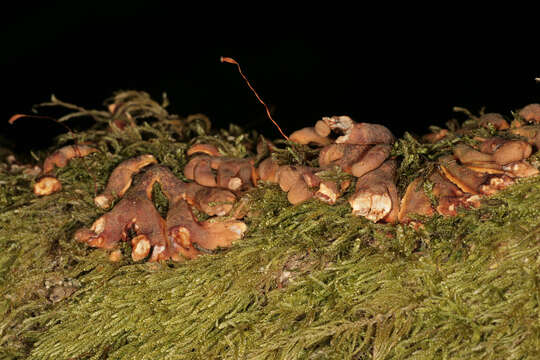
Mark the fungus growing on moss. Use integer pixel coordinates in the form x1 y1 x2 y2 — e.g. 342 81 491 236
439 155 515 195
400 128 540 224
257 157 280 183
518 103 540 123
166 198 247 260
41 145 99 174
511 125 540 149
453 143 495 164
33 176 63 196
289 127 331 146
317 117 394 175
422 128 449 143
398 177 435 223
191 187 237 216
322 116 395 145
257 116 399 218
399 170 473 222
186 143 222 157
478 113 510 130
350 144 392 178
94 154 157 209
34 144 99 196
184 155 257 191
273 165 315 204
76 165 247 261
63 109 539 261
348 160 399 223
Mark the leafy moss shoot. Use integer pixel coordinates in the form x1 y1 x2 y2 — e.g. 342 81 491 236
1 92 539 359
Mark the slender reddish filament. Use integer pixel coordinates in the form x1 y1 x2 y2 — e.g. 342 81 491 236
221 56 289 141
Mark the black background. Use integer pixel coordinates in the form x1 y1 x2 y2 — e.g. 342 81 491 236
1 2 538 154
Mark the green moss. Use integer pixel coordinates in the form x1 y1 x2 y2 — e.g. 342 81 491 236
0 94 539 359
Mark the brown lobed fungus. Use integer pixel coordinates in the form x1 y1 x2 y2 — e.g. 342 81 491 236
259 114 397 211
257 157 280 183
75 164 247 261
423 129 449 143
314 116 398 221
318 144 370 173
399 170 476 223
478 113 510 130
400 131 539 224
453 137 535 174
70 110 540 261
94 154 158 209
439 155 514 196
314 120 331 137
350 144 392 178
316 117 394 175
322 116 395 145
518 103 540 123
348 160 399 223
34 144 99 196
289 127 331 146
184 147 258 191
511 125 540 150
258 116 399 220
186 143 222 157
42 145 99 174
258 158 347 206
398 177 435 223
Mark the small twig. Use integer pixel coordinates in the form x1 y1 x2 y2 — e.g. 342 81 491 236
35 95 111 123
453 106 476 119
220 56 289 141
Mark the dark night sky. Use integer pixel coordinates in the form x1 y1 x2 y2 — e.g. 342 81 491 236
1 2 538 154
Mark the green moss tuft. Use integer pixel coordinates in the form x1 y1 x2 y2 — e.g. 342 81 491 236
1 94 539 359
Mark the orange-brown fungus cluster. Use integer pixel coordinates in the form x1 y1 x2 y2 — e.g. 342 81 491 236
400 104 540 224
33 145 99 196
31 103 540 262
184 144 257 191
75 160 246 261
266 116 397 222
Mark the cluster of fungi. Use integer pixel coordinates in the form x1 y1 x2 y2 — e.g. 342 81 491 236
31 103 540 262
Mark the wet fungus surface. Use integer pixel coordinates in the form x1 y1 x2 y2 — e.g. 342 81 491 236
75 163 247 261
30 104 540 262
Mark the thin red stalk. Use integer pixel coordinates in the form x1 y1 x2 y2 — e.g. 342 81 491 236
221 57 289 141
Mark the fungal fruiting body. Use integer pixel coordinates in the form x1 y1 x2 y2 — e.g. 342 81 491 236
184 143 257 191
75 163 247 261
66 104 540 261
262 116 396 214
33 145 99 196
93 154 158 209
400 105 540 223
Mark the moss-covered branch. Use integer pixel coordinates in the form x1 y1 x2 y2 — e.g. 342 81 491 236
1 92 539 359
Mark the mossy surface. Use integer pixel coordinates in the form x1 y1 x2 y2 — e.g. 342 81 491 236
1 94 539 359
